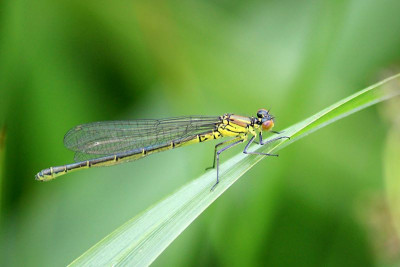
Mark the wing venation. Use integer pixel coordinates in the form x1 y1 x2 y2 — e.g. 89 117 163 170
63 116 221 162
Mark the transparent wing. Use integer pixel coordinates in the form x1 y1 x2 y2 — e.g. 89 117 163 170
63 116 221 162
73 152 109 162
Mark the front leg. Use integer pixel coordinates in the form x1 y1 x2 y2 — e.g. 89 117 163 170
243 132 290 156
253 130 286 144
259 132 290 146
243 135 279 156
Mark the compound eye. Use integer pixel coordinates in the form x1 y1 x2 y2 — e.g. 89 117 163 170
257 109 268 118
262 120 274 131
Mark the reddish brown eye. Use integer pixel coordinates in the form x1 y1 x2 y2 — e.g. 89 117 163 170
262 120 274 131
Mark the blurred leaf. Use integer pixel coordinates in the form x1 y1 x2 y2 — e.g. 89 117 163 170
383 96 400 237
0 126 5 220
70 74 400 266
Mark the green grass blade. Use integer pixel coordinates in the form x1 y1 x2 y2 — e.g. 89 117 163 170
69 74 400 266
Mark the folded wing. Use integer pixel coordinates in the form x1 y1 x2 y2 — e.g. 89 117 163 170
63 116 221 162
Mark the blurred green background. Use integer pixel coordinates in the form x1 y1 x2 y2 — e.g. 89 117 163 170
1 0 400 266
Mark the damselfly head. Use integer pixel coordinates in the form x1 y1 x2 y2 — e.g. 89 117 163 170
256 108 274 131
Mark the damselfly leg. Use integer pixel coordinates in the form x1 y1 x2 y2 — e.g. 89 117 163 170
209 133 289 191
206 137 243 171
253 130 284 144
211 138 245 191
243 133 290 156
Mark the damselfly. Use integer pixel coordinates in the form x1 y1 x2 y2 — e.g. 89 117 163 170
35 109 289 190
